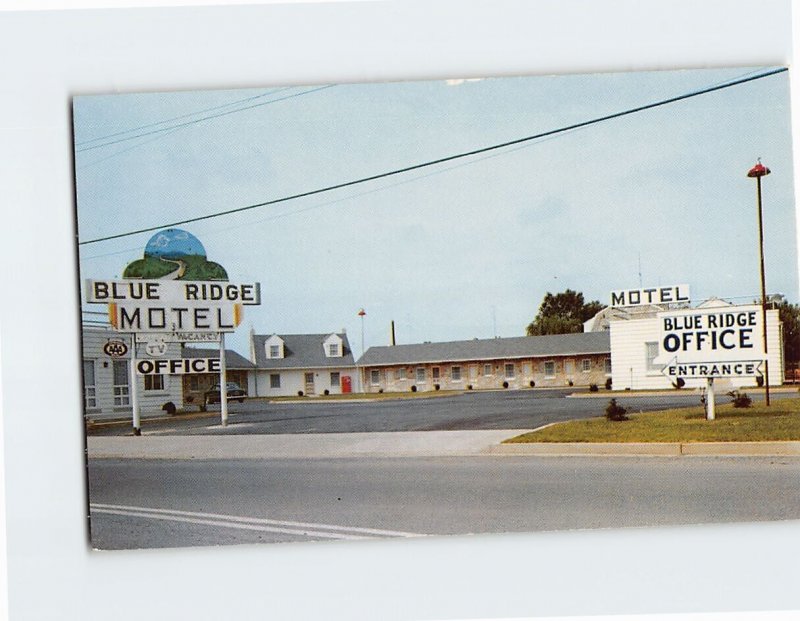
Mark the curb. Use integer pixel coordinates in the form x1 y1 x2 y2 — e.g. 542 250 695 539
490 441 800 456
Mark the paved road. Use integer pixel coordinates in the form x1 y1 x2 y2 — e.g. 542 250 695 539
88 455 800 549
90 388 748 436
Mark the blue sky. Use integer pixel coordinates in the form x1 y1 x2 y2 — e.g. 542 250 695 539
74 66 797 357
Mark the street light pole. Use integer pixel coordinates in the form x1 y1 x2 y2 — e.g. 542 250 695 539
358 308 366 393
747 159 771 406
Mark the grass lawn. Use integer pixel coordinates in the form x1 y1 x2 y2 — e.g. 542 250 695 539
505 397 800 443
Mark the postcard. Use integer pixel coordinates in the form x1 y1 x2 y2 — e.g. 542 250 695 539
74 67 800 550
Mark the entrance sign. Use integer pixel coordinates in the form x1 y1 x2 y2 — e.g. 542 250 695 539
657 304 766 422
87 279 261 305
109 302 242 333
657 305 764 366
662 359 763 379
136 357 221 375
610 284 690 307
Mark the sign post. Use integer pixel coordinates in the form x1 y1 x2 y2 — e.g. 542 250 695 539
220 333 228 427
706 378 716 421
130 336 141 435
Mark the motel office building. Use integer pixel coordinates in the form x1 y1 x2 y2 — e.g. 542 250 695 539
358 332 612 393
82 324 257 418
82 324 184 420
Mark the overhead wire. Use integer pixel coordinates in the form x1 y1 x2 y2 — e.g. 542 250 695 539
75 86 294 147
79 66 787 246
75 84 336 153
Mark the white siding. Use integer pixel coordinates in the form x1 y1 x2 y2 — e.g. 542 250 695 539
81 326 184 419
252 367 358 397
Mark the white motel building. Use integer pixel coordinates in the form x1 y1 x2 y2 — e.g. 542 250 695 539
586 287 784 392
80 285 786 420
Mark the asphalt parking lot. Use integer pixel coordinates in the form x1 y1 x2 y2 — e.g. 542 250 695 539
89 387 739 436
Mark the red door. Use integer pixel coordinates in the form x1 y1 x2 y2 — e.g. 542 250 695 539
341 375 352 394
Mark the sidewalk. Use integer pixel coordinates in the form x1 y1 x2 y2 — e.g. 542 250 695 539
87 430 800 460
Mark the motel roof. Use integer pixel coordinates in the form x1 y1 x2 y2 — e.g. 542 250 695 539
181 346 256 369
251 333 356 369
358 331 611 367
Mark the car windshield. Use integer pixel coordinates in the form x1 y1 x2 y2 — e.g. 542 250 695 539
209 383 241 391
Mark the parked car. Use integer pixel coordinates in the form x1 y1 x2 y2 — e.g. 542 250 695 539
204 382 247 406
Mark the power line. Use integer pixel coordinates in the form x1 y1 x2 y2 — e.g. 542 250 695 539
80 123 584 261
79 67 787 246
75 84 335 153
75 87 294 147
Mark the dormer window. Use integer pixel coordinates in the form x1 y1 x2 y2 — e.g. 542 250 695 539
323 333 343 358
265 335 285 359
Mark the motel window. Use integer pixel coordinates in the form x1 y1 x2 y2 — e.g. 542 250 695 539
582 359 592 372
270 373 281 388
144 374 164 391
83 359 96 408
451 366 462 381
504 363 515 379
483 364 492 376
112 360 130 406
544 361 555 378
645 342 660 372
269 345 280 358
395 368 407 381
328 344 339 357
189 375 201 391
432 367 440 381
330 372 340 387
370 370 381 385
416 367 426 383
605 358 612 374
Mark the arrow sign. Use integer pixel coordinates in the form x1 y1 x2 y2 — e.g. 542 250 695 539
660 358 764 379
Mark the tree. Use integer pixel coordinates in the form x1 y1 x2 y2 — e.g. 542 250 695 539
774 296 800 371
525 289 606 336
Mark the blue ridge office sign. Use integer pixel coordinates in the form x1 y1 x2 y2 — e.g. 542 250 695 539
656 304 765 379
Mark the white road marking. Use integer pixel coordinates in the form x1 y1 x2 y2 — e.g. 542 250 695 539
90 502 425 540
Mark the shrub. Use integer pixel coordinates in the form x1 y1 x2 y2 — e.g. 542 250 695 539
605 378 612 390
502 381 509 389
323 389 330 396
467 384 473 390
378 388 384 393
605 398 628 421
672 377 686 390
162 401 176 415
434 384 440 391
529 380 535 388
567 380 574 387
411 385 417 392
729 390 752 408
297 390 304 397
589 383 598 392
